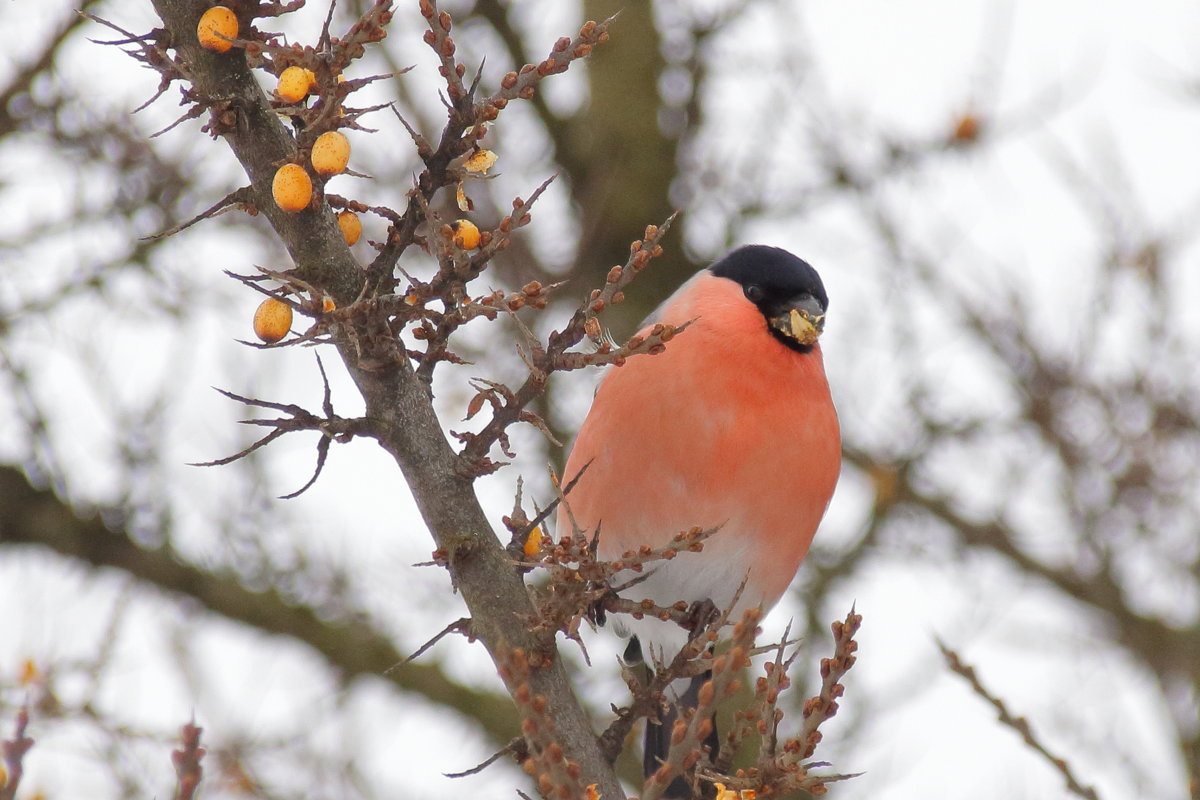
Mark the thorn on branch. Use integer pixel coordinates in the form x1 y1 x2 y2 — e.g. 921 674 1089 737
317 0 339 53
444 736 528 779
190 367 372 498
390 103 433 157
170 719 205 800
277 434 332 500
141 186 257 241
397 617 472 666
151 99 206 139
82 12 181 115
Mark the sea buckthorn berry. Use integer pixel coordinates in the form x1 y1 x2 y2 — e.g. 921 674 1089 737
197 6 237 53
272 164 312 212
451 219 481 249
523 527 542 558
253 297 292 343
337 210 362 245
311 131 350 176
277 66 313 102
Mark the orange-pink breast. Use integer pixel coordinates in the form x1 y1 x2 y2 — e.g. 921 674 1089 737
559 272 841 615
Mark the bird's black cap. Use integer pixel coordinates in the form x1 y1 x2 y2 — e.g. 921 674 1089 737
710 245 829 351
710 245 828 311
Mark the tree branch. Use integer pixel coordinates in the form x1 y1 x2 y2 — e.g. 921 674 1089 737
144 3 627 794
0 465 519 748
940 642 1101 800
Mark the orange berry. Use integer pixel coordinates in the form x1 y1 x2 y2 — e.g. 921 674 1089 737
451 219 481 249
311 131 350 176
463 149 498 174
277 66 314 103
523 527 542 558
337 210 362 245
272 163 311 212
197 6 238 53
253 297 293 343
18 658 39 687
952 114 981 142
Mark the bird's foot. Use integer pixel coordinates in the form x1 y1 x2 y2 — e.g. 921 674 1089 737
587 586 615 627
683 598 720 640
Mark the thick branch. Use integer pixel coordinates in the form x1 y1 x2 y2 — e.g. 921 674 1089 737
0 0 102 138
145 3 625 794
149 0 363 304
847 448 1200 695
0 465 518 748
343 351 623 794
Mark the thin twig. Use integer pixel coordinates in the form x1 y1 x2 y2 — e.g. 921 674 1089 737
0 706 34 800
938 641 1101 800
443 737 525 778
790 606 861 764
140 186 256 241
397 617 471 666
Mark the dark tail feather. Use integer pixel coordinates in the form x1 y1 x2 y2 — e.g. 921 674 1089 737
643 669 719 799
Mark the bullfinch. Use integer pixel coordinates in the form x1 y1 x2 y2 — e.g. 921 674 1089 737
558 245 841 793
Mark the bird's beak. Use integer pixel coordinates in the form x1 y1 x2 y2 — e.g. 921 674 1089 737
768 296 825 347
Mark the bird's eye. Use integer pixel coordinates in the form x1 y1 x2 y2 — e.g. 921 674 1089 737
744 284 766 303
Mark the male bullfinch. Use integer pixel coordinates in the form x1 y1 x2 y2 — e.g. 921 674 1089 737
558 245 841 793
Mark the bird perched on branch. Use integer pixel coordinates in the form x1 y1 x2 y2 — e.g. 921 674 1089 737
559 245 841 796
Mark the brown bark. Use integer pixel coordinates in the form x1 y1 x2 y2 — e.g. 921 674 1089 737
145 1 624 794
0 465 519 747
